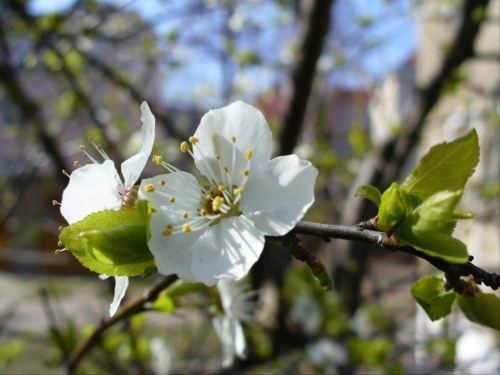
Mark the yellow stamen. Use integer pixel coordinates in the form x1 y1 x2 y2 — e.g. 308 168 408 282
159 180 166 186
170 196 175 203
180 141 190 152
189 136 199 144
151 207 158 213
58 241 63 247
79 145 85 150
216 155 220 161
144 184 155 193
52 200 58 205
58 226 63 231
231 136 236 143
162 229 172 236
245 149 253 159
183 224 191 233
206 195 212 200
242 170 249 176
74 161 80 167
182 211 188 218
224 167 229 173
200 209 207 216
167 224 174 229
152 155 163 165
62 170 69 176
55 249 61 255
218 184 225 191
88 137 93 142
233 187 244 195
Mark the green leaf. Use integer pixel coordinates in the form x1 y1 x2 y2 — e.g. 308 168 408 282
378 182 410 231
136 199 153 241
60 210 156 277
163 280 206 298
411 276 457 321
355 184 382 207
82 224 153 265
401 130 479 200
395 190 469 263
458 293 500 331
151 293 176 313
440 220 457 236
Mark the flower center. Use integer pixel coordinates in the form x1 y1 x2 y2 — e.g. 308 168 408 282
150 135 252 237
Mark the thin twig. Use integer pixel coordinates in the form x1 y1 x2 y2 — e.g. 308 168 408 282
66 275 178 374
290 220 500 290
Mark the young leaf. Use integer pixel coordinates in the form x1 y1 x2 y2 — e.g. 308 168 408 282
411 276 457 321
60 210 156 277
394 190 468 263
451 210 476 220
458 292 500 331
81 224 153 266
378 182 410 231
440 220 457 236
355 185 382 207
401 129 479 200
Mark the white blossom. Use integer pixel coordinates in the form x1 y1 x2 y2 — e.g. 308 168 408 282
139 101 317 285
213 278 257 368
60 102 155 316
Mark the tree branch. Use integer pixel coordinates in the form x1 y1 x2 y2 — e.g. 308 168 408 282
66 275 178 374
290 221 499 290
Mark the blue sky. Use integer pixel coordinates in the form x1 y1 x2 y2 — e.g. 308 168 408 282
27 0 416 107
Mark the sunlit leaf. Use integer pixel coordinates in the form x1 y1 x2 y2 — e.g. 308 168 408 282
378 182 410 231
458 292 500 331
411 276 456 321
355 184 382 207
401 130 479 200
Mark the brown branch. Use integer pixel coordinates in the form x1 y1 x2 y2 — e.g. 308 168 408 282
290 220 499 290
66 275 178 374
278 0 335 156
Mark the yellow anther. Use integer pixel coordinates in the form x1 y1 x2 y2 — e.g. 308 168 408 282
159 180 166 186
167 224 174 230
231 136 236 143
242 170 249 176
182 211 188 218
152 155 163 165
74 161 80 167
144 184 155 193
83 153 88 158
189 136 199 144
97 145 103 150
88 137 93 142
79 145 85 150
86 160 92 164
200 209 207 216
224 167 229 173
206 195 212 200
52 200 58 205
62 170 69 176
58 241 63 247
182 224 191 233
218 184 225 191
233 187 244 195
180 142 190 152
55 249 61 255
245 149 253 160
170 196 175 203
216 154 221 161
151 207 158 213
58 226 63 231
162 229 172 236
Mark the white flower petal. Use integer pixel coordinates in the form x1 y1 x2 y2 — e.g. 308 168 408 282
61 160 122 224
121 101 155 188
109 276 129 317
191 216 264 285
213 315 235 368
193 101 273 186
232 320 247 359
240 155 317 236
138 172 202 209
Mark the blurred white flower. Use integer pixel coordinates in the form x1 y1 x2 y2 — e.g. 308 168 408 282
213 278 258 368
150 337 172 375
60 102 155 316
140 101 317 285
290 295 322 335
307 338 348 368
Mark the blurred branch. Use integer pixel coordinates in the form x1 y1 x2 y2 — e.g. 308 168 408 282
290 220 500 291
278 0 335 155
0 20 70 179
338 0 491 315
66 275 178 374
